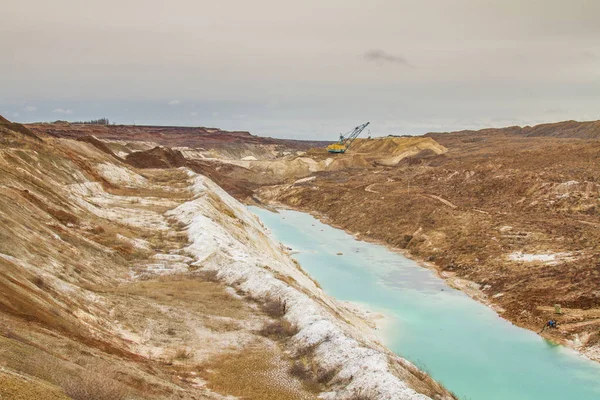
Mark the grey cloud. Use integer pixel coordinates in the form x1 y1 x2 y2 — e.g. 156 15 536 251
1 0 598 137
52 108 73 115
363 50 410 66
581 52 596 60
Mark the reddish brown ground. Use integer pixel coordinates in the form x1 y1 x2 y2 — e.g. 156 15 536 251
27 122 329 150
260 130 600 351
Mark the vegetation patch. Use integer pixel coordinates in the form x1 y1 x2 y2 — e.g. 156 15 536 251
259 319 299 339
199 343 314 400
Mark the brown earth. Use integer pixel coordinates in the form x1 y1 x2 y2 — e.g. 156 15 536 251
23 118 600 357
258 127 600 357
7 115 600 397
427 119 600 139
27 122 330 158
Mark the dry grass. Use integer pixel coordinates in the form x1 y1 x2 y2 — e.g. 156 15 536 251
289 361 313 381
196 269 220 282
347 391 376 400
109 275 250 319
202 317 241 332
288 338 337 393
0 372 70 400
173 347 194 360
60 368 130 400
199 343 314 400
288 362 334 393
315 366 338 384
259 319 299 339
106 185 191 201
261 296 288 318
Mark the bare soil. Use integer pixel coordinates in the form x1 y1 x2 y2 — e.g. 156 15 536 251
258 130 600 356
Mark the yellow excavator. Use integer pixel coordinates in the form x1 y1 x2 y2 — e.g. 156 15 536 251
326 122 370 153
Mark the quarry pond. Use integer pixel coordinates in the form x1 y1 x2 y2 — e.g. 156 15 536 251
250 207 600 400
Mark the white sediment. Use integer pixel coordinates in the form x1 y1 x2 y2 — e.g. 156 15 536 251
167 170 434 400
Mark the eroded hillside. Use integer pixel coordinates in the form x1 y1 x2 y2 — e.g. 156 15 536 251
27 122 330 160
0 118 454 399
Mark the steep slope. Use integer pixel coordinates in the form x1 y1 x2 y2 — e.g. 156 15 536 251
0 116 453 399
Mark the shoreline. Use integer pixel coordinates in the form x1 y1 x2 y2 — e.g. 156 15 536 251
252 200 600 364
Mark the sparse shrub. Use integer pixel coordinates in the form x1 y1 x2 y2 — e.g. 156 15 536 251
316 366 338 384
293 334 331 359
410 359 431 381
90 225 105 235
347 390 376 400
259 320 299 339
174 347 194 360
31 275 45 289
165 327 176 336
197 269 219 282
262 297 287 318
222 207 236 219
288 361 321 392
294 342 319 359
172 232 190 245
289 361 312 381
61 368 129 400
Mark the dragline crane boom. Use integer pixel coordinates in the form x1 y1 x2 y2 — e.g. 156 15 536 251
326 122 370 154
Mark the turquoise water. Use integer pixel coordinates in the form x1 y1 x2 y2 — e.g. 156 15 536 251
250 207 600 400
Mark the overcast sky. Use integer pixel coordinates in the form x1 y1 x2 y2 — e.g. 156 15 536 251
1 0 599 139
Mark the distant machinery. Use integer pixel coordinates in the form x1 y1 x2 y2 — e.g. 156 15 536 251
326 122 370 154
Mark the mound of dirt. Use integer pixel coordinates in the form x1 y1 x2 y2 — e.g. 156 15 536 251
0 115 42 143
125 146 187 168
327 154 373 171
124 146 256 199
75 136 121 159
347 137 447 165
521 120 600 138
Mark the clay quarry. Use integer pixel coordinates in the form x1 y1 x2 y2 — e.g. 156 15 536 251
2 115 600 399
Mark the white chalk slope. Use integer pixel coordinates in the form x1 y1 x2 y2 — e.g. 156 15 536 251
169 170 436 400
